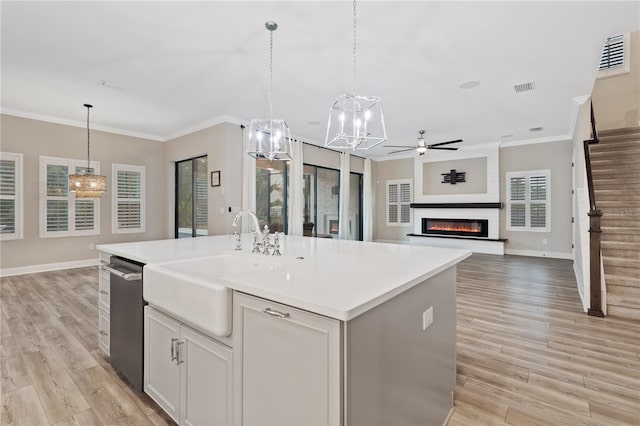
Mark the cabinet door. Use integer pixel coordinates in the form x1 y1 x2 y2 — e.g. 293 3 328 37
144 307 181 423
98 272 110 311
233 293 341 426
98 309 110 355
180 326 233 426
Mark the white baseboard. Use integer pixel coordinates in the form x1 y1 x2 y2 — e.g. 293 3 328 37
0 258 99 277
504 249 573 260
573 262 588 312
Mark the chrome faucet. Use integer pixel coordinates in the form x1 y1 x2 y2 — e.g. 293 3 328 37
232 210 261 232
232 210 268 252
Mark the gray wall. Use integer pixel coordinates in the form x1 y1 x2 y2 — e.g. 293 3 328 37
0 114 167 269
500 141 574 255
372 158 414 242
164 122 244 237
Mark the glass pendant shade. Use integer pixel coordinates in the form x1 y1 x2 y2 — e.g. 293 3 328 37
69 103 106 198
69 173 107 198
247 118 292 161
325 93 387 150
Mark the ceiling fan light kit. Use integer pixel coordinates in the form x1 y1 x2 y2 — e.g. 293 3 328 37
247 21 293 161
69 104 107 198
325 0 387 151
384 130 463 156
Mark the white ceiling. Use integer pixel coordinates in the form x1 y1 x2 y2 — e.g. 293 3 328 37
2 1 639 159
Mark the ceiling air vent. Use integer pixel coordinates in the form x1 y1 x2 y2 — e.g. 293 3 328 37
529 126 544 132
513 81 535 93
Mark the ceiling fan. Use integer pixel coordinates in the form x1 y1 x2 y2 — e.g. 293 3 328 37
384 130 462 155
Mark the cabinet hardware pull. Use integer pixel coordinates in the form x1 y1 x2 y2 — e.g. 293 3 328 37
263 307 290 319
171 338 179 361
102 265 142 281
176 341 185 365
99 330 108 336
99 290 109 295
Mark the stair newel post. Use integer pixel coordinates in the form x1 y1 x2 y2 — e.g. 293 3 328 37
587 209 605 317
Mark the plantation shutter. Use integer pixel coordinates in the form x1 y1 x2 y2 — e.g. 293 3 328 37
113 164 145 233
46 164 70 232
387 179 412 226
529 175 547 228
74 166 97 232
507 170 550 232
509 176 526 228
599 35 624 70
0 153 22 240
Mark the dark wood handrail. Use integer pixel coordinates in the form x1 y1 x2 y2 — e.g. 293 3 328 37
584 101 604 318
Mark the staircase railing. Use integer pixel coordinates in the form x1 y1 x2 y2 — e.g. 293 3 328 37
584 101 604 317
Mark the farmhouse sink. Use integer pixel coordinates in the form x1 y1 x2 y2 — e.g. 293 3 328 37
143 254 278 337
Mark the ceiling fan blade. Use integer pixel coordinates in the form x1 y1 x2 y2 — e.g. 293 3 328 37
383 145 416 148
430 147 459 151
429 139 463 147
388 148 415 154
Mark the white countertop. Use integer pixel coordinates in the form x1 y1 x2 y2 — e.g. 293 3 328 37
98 235 470 321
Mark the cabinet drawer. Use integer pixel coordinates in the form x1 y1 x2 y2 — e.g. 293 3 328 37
98 274 110 311
98 309 110 355
99 251 111 264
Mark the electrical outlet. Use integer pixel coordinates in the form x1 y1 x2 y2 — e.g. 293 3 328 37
543 238 548 245
422 307 434 330
89 243 95 250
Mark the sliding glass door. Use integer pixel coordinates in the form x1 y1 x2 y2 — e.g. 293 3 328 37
175 156 208 238
256 159 288 233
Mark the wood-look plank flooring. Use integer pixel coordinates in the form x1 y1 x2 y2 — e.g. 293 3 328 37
1 255 639 425
449 254 640 426
0 267 175 426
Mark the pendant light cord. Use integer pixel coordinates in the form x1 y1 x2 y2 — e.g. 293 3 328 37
353 0 357 95
86 105 91 171
269 27 274 122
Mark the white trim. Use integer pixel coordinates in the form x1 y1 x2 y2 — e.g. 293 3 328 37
0 152 23 241
0 258 99 277
386 179 413 227
2 108 165 141
573 262 588 312
112 163 146 234
499 134 572 148
164 114 247 141
39 156 101 238
409 235 504 255
505 249 572 260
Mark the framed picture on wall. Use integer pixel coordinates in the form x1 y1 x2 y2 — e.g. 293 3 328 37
211 170 221 187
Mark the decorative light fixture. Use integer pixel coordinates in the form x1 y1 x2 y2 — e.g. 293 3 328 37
416 130 428 155
325 0 387 151
247 21 292 161
69 104 106 198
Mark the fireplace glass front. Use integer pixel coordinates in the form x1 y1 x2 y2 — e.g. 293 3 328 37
422 218 489 238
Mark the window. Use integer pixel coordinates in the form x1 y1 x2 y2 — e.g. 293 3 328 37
112 164 145 234
303 165 340 237
175 156 208 238
387 179 412 226
256 159 288 233
0 152 23 240
40 156 100 238
598 34 630 78
507 170 550 232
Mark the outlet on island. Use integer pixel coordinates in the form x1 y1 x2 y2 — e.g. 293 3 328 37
422 307 434 330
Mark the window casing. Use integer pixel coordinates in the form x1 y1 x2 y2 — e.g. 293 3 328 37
40 156 100 238
597 33 630 79
386 179 412 226
0 152 23 241
112 164 145 234
506 170 550 232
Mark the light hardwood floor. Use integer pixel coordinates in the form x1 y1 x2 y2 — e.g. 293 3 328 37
1 255 639 425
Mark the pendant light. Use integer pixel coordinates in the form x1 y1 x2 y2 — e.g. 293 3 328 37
325 0 387 150
247 21 293 161
69 104 106 198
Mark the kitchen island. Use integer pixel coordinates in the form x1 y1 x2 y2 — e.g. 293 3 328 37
98 235 470 426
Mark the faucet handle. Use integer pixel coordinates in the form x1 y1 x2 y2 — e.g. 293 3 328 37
252 231 260 253
272 232 281 256
263 224 270 235
233 231 242 250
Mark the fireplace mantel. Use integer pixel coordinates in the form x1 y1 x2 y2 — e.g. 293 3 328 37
410 202 503 209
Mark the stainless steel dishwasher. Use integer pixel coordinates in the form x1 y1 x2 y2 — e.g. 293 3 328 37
102 256 146 392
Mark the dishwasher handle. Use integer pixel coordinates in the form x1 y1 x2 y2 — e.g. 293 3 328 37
102 264 142 281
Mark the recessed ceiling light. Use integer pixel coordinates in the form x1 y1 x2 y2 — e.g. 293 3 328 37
529 126 544 132
459 81 480 90
308 121 321 126
100 80 124 90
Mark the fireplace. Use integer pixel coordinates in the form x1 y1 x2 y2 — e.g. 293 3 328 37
329 220 339 235
422 218 488 238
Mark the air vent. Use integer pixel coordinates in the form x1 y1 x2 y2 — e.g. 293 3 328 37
529 126 544 132
599 35 624 70
513 81 535 93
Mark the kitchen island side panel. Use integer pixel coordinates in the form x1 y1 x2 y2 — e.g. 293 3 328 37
346 266 456 426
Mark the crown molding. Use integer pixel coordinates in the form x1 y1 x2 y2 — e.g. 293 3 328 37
1 108 165 141
499 134 572 148
164 114 248 141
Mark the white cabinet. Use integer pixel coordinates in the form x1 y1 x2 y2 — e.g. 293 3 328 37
98 251 110 355
144 306 233 426
233 292 341 426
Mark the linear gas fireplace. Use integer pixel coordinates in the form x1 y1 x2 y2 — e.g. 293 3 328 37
422 218 488 238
